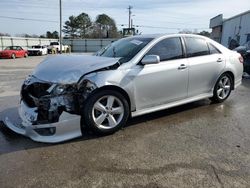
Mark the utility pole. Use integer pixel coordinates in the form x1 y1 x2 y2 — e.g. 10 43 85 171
128 5 133 28
59 0 62 54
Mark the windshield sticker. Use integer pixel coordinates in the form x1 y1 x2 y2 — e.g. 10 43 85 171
130 40 143 45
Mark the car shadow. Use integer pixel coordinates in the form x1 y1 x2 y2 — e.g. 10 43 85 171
0 99 213 155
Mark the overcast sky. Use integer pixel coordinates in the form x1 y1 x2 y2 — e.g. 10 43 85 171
0 0 249 36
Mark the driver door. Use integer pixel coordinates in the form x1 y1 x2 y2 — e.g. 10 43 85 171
16 46 23 57
131 37 189 110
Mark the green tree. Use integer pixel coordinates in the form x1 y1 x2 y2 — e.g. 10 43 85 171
0 32 11 37
198 31 211 37
46 31 59 38
52 31 59 38
62 15 78 38
95 14 118 38
76 13 92 38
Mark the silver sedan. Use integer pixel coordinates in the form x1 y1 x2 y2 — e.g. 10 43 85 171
5 34 243 143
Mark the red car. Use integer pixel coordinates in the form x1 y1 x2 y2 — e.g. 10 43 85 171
0 46 28 59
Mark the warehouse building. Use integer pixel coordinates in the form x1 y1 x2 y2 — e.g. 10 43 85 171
210 10 250 49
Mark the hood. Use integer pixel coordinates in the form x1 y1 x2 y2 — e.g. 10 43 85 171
32 54 120 84
28 48 41 51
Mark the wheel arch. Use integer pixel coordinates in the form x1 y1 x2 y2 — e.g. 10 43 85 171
222 71 235 90
90 85 132 113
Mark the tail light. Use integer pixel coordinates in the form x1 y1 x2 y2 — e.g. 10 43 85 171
239 55 244 64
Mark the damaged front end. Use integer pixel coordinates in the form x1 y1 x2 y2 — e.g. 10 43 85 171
5 75 97 143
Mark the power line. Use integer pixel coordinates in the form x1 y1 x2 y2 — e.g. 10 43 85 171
118 24 209 30
0 15 57 23
134 18 208 26
0 1 58 9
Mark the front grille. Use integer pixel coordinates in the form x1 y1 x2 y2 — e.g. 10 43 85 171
21 82 51 107
28 51 40 55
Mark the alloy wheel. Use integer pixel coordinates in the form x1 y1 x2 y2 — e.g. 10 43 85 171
216 75 231 100
92 95 124 129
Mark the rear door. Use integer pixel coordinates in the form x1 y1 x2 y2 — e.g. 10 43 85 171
184 37 225 97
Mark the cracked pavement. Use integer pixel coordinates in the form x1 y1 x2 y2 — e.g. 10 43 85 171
0 56 250 187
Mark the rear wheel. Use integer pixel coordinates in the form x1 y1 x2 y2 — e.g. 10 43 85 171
24 53 28 58
82 90 129 135
210 73 233 103
11 53 16 59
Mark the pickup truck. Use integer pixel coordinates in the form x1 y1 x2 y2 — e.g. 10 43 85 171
47 42 69 53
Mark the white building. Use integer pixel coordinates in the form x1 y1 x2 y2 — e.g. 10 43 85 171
210 10 250 49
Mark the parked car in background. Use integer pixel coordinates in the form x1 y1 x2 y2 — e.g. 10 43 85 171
5 34 243 143
234 41 250 74
0 46 28 59
28 45 48 56
47 42 69 53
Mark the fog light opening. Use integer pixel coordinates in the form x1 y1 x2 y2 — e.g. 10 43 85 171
34 127 56 136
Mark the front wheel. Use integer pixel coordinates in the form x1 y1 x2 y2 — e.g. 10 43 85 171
82 90 129 135
210 73 233 103
24 53 28 58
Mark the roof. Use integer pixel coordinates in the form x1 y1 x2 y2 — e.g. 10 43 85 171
130 33 207 39
224 10 250 22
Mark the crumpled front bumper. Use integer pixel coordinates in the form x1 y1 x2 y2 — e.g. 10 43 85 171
4 101 82 143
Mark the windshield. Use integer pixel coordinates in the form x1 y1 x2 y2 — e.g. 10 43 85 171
32 46 41 49
96 37 153 63
50 42 59 45
5 46 18 50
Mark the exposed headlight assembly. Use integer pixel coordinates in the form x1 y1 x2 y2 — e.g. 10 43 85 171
53 84 76 95
55 85 67 95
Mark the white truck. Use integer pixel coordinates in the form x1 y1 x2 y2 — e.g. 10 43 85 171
47 42 69 53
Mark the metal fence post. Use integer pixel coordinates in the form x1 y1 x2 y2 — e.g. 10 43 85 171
100 39 103 49
71 39 73 53
26 38 29 49
0 36 3 50
85 39 87 52
10 38 13 46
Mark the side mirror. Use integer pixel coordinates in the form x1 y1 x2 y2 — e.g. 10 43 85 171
141 55 160 65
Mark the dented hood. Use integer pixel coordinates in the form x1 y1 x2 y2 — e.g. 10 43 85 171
33 55 119 84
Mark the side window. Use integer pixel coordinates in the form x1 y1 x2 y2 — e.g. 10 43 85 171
146 37 183 61
208 43 221 54
185 37 209 57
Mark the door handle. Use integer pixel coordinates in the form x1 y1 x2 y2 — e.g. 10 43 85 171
217 58 223 62
178 64 187 70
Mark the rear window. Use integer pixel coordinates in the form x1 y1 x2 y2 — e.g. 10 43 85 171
208 43 221 54
185 37 209 57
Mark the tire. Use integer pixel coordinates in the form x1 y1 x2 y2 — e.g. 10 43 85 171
82 90 130 135
24 53 28 58
210 73 233 103
11 53 16 59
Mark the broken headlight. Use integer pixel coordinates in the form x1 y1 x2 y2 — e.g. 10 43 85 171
53 84 76 95
54 85 67 95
